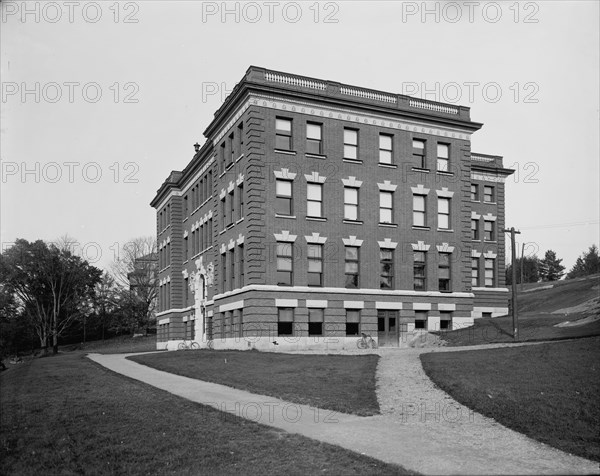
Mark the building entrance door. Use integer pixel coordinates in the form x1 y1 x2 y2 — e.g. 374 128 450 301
377 310 400 347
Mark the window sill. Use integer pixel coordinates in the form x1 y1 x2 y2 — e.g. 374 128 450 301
226 162 235 172
343 219 363 225
227 223 235 230
483 201 497 205
438 228 454 233
484 240 498 243
219 229 226 235
306 153 327 160
343 158 363 164
274 149 297 156
412 226 431 231
436 171 454 176
235 217 244 224
412 167 430 173
306 216 327 222
379 223 398 228
378 163 397 169
275 214 297 219
472 239 481 242
183 217 188 222
236 153 244 163
471 200 481 203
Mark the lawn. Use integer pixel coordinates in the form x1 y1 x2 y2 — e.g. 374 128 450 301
0 353 413 475
421 336 600 462
435 312 600 346
129 350 380 416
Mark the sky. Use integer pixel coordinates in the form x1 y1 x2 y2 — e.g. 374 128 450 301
1 0 599 273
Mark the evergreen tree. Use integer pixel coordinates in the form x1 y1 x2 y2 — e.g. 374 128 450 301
539 250 565 281
567 245 600 278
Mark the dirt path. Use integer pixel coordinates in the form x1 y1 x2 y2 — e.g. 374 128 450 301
88 350 599 475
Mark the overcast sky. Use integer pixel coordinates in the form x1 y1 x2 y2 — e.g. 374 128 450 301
1 0 598 272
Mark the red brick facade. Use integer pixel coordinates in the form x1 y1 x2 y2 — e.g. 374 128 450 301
151 67 514 350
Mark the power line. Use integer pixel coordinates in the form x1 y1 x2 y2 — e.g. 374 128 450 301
520 219 600 231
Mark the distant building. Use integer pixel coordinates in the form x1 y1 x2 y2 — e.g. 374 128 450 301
150 66 514 351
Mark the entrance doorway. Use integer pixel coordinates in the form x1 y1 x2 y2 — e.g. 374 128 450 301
377 310 400 347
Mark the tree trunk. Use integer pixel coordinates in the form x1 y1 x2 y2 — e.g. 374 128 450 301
52 332 58 354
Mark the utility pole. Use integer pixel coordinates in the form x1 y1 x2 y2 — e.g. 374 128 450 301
503 227 521 340
520 242 525 291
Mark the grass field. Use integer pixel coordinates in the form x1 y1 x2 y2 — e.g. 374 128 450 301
421 336 600 462
0 353 413 475
129 350 380 416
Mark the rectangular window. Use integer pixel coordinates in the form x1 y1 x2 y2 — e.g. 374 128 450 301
471 257 479 286
184 278 189 307
191 230 196 256
440 311 452 330
379 134 393 164
238 122 244 155
343 128 358 160
413 195 426 227
308 308 324 336
221 197 226 229
222 253 227 292
238 183 244 220
306 123 322 155
207 171 212 197
184 195 189 217
471 184 479 201
230 248 235 290
380 249 394 289
184 235 189 261
307 244 323 287
472 219 480 240
239 244 244 288
220 143 226 172
275 179 293 216
275 118 292 150
484 220 495 241
484 185 495 203
346 309 360 336
437 143 450 171
307 183 323 218
414 311 427 329
344 187 359 220
228 190 234 226
413 139 426 168
439 253 451 292
278 307 294 336
438 197 450 229
414 251 426 291
485 258 495 287
379 191 393 224
228 133 234 166
276 242 293 286
344 246 359 288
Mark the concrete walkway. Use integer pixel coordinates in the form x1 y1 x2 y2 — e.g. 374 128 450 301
88 350 599 475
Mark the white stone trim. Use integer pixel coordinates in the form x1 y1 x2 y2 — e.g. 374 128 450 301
375 302 403 310
166 275 171 283
471 172 506 183
413 302 432 311
305 233 327 244
158 318 170 325
207 310 214 317
483 251 497 259
219 300 244 312
273 168 297 180
472 306 509 318
220 243 227 254
377 180 398 192
228 239 236 250
483 213 497 222
305 171 327 183
342 236 363 247
436 187 455 198
472 287 508 292
378 238 398 249
227 181 235 193
411 184 430 195
219 188 226 200
274 230 297 242
236 234 245 246
472 250 482 258
436 243 455 253
341 176 363 188
167 236 171 243
471 211 481 219
344 300 364 309
411 241 431 251
438 303 456 311
236 173 244 186
182 269 189 278
275 299 298 308
183 230 189 238
306 299 328 308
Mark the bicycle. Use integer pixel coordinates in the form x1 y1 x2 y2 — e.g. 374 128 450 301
178 340 201 350
357 333 378 349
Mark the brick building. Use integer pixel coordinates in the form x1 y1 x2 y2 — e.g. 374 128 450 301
150 67 514 351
